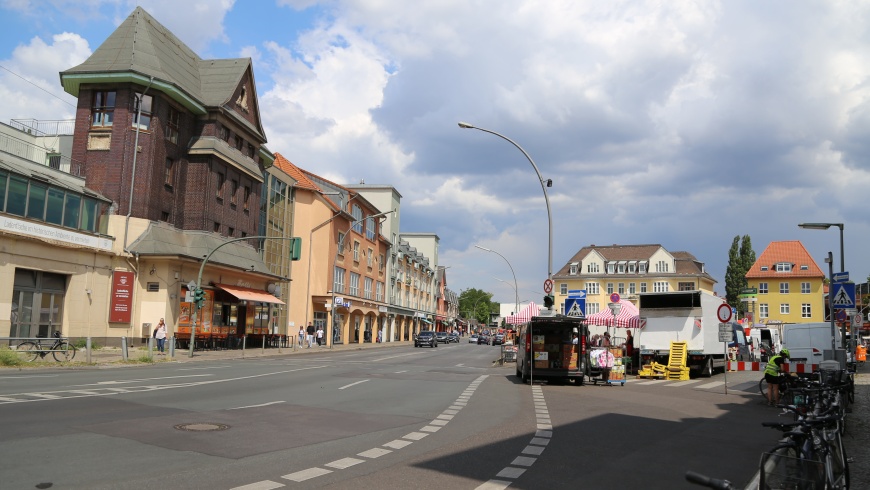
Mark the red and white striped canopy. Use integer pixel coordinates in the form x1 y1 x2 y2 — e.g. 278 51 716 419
506 302 540 325
585 299 641 328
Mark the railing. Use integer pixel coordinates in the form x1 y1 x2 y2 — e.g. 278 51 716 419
0 132 83 177
10 119 76 136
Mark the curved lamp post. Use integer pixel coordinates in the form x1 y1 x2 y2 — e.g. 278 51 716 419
798 222 844 272
459 122 554 309
799 222 846 365
475 245 519 317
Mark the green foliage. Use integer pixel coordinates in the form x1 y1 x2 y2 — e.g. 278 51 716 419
458 288 495 326
724 235 756 316
73 339 101 350
0 347 23 366
137 354 154 363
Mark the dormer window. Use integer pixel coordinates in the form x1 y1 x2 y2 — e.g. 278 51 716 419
775 262 792 272
628 261 636 273
760 266 769 271
800 265 808 270
569 262 578 275
607 262 615 274
638 261 647 274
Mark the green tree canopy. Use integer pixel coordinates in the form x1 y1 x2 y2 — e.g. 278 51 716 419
724 234 756 316
458 288 495 326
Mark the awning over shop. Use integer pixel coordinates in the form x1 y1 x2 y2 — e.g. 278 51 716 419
420 318 433 324
216 284 285 305
586 299 640 328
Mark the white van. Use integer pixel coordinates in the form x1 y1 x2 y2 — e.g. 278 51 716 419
781 323 842 367
750 327 781 362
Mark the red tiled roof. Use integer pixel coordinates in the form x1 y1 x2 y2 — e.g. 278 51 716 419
272 153 321 191
745 240 824 278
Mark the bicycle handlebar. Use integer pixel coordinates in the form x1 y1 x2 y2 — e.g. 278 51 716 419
685 471 734 490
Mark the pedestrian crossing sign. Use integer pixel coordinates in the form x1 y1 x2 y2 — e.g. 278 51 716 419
832 282 855 309
565 298 585 317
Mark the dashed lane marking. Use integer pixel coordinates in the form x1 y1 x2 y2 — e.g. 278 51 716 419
281 468 332 482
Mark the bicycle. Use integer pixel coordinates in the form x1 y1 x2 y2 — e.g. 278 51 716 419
685 471 735 489
16 332 77 362
758 372 801 404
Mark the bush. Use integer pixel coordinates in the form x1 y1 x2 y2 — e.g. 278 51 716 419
0 347 23 366
137 354 154 363
73 339 101 350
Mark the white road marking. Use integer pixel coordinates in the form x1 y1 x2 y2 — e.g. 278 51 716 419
177 366 233 371
522 445 545 456
665 380 702 387
394 370 408 373
227 401 285 410
535 430 552 438
511 456 536 467
358 448 392 458
536 424 552 430
419 425 441 433
338 379 370 390
429 419 449 426
530 437 550 446
695 381 725 389
0 375 59 379
230 480 284 490
496 467 526 479
324 457 364 469
635 379 668 385
475 479 512 490
71 374 212 387
282 468 332 482
383 439 413 449
371 352 420 361
403 432 428 441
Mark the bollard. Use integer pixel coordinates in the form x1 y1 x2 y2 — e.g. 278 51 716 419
86 337 92 364
148 337 154 359
242 335 247 357
262 335 266 353
169 336 175 358
121 336 128 361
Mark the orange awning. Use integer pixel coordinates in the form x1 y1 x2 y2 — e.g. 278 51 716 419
216 284 285 305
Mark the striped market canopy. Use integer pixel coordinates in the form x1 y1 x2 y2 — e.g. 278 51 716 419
585 299 641 328
505 302 541 325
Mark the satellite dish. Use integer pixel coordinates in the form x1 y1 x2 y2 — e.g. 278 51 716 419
267 284 277 294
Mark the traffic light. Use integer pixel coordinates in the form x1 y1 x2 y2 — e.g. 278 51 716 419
543 294 555 309
194 288 205 309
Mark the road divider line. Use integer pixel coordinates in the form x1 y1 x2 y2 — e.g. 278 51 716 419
338 379 370 390
282 468 332 482
230 480 284 490
227 401 285 410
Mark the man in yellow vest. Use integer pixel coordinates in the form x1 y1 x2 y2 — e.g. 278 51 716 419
763 348 790 406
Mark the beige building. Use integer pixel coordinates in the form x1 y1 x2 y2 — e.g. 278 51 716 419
745 240 826 325
552 244 717 315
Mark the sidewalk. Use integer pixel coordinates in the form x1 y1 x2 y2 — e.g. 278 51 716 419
23 340 416 367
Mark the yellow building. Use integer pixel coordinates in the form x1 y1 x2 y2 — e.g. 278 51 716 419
745 241 825 324
553 244 716 315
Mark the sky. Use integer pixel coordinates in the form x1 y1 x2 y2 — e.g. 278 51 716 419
2 0 869 310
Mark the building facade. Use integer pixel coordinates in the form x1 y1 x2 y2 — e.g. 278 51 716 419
745 240 826 325
552 244 717 315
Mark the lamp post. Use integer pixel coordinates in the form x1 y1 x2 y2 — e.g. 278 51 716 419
475 245 519 317
459 122 554 309
798 222 844 272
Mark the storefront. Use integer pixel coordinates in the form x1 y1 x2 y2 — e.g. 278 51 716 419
177 284 284 345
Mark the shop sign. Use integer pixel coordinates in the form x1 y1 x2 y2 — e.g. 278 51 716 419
109 270 134 323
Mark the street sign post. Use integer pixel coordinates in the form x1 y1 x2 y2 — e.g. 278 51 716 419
543 279 553 294
832 282 856 309
833 271 850 283
610 293 620 303
717 303 733 323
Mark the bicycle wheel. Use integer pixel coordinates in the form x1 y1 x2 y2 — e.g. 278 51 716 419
758 377 769 399
827 430 849 489
52 342 76 362
15 342 40 362
761 445 824 490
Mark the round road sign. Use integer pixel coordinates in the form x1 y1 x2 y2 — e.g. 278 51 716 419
610 293 620 303
717 303 732 323
543 279 553 294
836 310 847 323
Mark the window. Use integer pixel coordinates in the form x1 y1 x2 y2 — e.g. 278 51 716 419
629 283 636 294
376 282 384 301
132 93 152 130
760 304 769 319
160 211 169 222
586 262 599 273
560 283 568 295
26 182 46 220
166 107 180 143
587 303 600 315
640 282 647 293
618 283 625 295
607 283 614 294
780 283 789 294
618 262 625 274
337 232 346 254
164 158 175 187
607 262 615 274
654 281 669 292
802 304 812 318
776 262 792 272
243 186 251 210
366 216 376 240
759 282 768 294
228 227 234 237
364 277 373 299
586 282 599 295
353 241 360 262
213 222 221 233
220 126 229 141
639 262 647 274
216 173 225 199
247 143 255 158
379 254 385 271
569 263 578 275
230 179 238 205
62 193 80 228
349 272 360 296
780 304 790 315
234 135 244 151
91 90 116 128
761 266 769 271
352 205 363 233
628 262 636 273
801 282 811 294
678 282 694 291
46 153 61 170
800 265 808 270
655 260 669 273
334 267 346 294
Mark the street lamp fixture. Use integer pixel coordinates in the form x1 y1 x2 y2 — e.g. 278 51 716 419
798 222 844 272
475 245 519 318
459 122 554 309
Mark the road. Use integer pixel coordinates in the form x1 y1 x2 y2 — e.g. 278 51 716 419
0 341 820 489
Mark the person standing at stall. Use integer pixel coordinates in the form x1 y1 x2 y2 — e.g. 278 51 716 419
624 330 634 357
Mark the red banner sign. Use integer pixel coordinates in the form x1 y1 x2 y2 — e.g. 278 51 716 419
109 270 134 323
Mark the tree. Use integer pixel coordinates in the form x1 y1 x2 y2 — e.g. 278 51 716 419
724 235 756 316
458 288 495 326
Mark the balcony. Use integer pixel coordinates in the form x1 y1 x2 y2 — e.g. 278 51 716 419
10 119 75 136
0 131 83 177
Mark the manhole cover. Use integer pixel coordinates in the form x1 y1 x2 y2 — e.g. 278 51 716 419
174 423 230 432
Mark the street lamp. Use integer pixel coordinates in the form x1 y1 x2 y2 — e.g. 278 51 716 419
475 245 519 317
459 122 554 309
798 222 844 272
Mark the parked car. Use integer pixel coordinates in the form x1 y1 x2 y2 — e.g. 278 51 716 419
469 334 479 344
448 332 460 343
435 331 450 344
478 334 490 345
415 330 438 348
492 334 505 346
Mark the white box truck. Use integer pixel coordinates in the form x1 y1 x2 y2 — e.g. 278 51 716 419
637 290 741 377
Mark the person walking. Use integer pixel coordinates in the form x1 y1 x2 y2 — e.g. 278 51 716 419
306 323 315 348
298 326 305 348
155 318 167 354
316 326 324 346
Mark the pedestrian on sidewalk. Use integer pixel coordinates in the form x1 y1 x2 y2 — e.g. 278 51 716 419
298 326 305 348
155 318 167 354
316 326 324 346
306 323 315 348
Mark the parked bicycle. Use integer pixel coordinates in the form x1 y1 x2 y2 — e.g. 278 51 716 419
16 332 76 362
